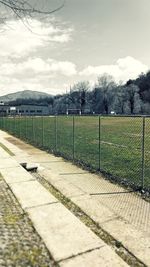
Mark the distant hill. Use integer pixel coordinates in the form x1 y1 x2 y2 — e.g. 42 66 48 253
0 90 52 103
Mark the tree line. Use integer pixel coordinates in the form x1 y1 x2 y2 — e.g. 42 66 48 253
8 71 150 115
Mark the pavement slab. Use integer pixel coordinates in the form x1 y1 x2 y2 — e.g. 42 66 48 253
61 173 126 194
39 170 85 198
93 193 150 231
0 146 11 158
9 180 58 209
60 247 128 267
70 194 118 224
101 218 150 266
28 202 107 262
1 138 25 155
0 166 36 184
36 159 87 174
0 158 20 169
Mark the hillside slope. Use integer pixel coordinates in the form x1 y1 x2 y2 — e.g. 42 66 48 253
0 90 51 102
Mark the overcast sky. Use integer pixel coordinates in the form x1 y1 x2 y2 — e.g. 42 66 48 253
0 0 150 96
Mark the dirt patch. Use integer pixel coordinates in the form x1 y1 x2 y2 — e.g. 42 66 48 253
5 137 35 151
6 137 25 146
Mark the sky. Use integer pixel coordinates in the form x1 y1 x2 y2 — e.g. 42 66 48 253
0 0 150 96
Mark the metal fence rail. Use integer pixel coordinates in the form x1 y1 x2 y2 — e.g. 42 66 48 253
0 115 150 193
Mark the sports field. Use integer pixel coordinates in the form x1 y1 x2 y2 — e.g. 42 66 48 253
0 115 150 192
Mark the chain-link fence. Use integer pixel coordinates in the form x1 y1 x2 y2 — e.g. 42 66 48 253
0 115 150 192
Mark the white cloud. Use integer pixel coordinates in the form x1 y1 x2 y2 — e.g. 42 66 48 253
80 56 148 82
0 19 72 58
0 57 77 96
0 58 77 77
47 59 77 76
0 18 75 96
0 75 69 96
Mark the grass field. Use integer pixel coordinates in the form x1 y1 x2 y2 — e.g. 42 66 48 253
0 115 150 192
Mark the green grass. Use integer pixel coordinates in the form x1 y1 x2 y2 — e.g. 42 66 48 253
0 115 150 191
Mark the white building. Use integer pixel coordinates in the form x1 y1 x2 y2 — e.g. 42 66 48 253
0 104 50 116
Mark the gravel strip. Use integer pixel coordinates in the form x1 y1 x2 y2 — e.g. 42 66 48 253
0 174 58 267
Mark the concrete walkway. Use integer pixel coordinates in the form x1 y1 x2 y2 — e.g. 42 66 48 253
0 130 149 266
0 171 56 267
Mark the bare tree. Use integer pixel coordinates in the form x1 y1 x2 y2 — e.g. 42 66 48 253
114 86 127 114
0 0 65 23
96 74 116 114
124 84 141 114
71 81 90 114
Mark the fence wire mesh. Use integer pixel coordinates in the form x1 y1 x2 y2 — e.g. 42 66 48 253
0 115 150 193
57 116 74 159
100 116 142 189
144 118 150 191
74 116 99 170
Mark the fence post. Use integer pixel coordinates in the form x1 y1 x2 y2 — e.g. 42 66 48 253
19 116 21 138
8 116 10 132
55 116 57 151
42 116 44 147
9 116 11 133
5 116 6 130
25 116 27 140
73 116 75 160
99 116 101 171
32 116 34 142
2 115 4 130
141 116 145 190
14 116 16 135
